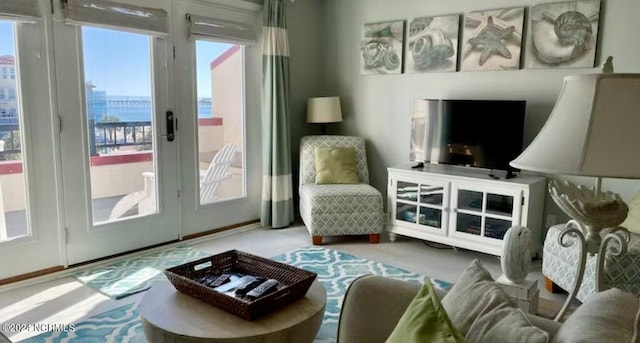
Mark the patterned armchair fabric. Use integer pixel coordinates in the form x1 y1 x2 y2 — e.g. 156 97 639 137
299 136 383 237
543 224 640 301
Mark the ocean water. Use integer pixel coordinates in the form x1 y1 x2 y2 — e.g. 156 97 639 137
98 104 212 122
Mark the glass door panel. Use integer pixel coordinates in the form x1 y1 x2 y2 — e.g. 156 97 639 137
419 185 443 205
419 207 442 228
456 213 482 236
486 193 514 217
458 190 483 212
397 181 418 202
81 27 158 224
195 41 245 205
396 203 418 223
0 20 28 241
485 217 512 240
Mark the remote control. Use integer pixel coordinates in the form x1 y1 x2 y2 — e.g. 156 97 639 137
246 279 279 299
206 274 231 288
234 277 266 296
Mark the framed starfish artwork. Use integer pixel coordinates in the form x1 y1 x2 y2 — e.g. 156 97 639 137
361 20 405 75
460 7 525 71
526 0 601 69
405 14 460 73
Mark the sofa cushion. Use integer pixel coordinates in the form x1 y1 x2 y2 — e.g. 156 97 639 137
466 308 549 343
386 281 464 343
554 288 640 343
314 147 359 184
441 259 515 335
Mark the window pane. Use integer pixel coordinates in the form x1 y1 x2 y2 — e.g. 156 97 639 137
82 26 156 224
0 20 29 241
195 41 244 204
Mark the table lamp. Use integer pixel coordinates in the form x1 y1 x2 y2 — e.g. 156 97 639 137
510 72 640 320
307 96 343 134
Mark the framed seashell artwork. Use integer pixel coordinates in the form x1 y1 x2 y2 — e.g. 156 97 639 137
406 14 460 73
361 20 405 75
460 7 525 71
527 0 601 69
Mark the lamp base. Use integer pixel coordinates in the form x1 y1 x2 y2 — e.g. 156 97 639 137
548 179 630 321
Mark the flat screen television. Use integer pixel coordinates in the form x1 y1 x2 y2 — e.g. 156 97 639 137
410 99 526 176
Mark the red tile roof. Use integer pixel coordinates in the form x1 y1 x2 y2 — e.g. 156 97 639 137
0 55 14 65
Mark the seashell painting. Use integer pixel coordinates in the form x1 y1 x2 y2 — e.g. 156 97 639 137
527 0 601 69
460 7 525 71
406 15 460 73
361 20 405 75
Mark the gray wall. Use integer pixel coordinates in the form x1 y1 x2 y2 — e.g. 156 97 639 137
320 0 640 223
287 0 328 208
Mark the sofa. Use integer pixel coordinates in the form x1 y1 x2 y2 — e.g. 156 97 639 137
338 260 640 343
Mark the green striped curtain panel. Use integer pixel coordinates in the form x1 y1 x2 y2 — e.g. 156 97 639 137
261 0 294 229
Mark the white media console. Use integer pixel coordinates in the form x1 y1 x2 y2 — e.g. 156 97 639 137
386 164 546 257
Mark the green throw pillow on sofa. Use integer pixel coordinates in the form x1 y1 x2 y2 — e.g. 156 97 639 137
315 147 358 184
386 281 465 343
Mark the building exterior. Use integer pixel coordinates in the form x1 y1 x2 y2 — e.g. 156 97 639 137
85 82 107 122
0 55 18 124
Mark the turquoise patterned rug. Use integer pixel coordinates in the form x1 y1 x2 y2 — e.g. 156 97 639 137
73 244 210 299
23 246 451 343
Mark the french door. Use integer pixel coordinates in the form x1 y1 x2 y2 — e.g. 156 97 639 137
54 0 180 264
0 0 261 279
0 1 65 279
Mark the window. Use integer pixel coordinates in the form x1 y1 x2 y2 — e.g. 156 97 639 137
195 41 245 204
81 26 157 224
0 19 28 241
9 68 14 79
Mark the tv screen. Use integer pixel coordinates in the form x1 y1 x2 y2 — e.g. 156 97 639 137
410 99 526 172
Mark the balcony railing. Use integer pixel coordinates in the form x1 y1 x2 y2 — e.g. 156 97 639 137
90 121 153 155
0 121 153 158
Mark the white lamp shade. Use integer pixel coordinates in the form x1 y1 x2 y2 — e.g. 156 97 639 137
307 96 343 123
511 73 640 179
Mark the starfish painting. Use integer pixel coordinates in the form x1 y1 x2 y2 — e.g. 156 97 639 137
468 16 515 66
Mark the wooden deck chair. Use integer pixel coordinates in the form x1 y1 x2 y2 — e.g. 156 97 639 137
109 143 237 219
200 142 237 204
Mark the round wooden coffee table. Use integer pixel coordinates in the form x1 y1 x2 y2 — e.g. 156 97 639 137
139 279 326 343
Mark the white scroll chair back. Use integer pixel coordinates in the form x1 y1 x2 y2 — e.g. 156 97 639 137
200 143 237 204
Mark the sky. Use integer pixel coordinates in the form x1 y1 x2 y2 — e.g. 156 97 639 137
0 21 231 98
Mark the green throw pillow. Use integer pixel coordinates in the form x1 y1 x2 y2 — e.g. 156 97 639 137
386 282 465 343
315 147 358 184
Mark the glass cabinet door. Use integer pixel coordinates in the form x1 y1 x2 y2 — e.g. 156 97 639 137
395 179 447 233
451 184 519 241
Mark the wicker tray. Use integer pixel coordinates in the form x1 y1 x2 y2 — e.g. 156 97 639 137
164 250 317 320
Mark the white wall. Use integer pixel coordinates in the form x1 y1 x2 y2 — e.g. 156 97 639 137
321 0 640 222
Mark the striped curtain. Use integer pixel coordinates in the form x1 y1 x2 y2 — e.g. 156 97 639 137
261 0 293 229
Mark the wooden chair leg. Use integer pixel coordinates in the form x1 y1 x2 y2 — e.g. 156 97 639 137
544 276 562 293
312 236 323 245
369 234 380 244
